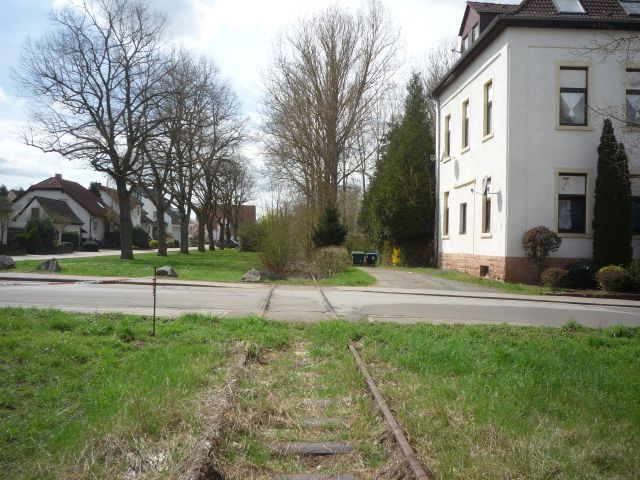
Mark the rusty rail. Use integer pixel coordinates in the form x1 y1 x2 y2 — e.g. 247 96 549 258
349 342 431 480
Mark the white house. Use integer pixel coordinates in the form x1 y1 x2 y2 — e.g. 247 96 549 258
433 0 640 283
138 194 182 244
8 174 110 244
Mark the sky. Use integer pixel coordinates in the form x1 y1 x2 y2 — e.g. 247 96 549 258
0 0 510 192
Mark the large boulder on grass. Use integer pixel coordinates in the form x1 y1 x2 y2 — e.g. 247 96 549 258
156 266 178 278
39 258 61 272
242 268 261 282
0 256 15 270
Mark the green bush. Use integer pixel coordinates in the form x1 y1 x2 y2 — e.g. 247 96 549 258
522 226 561 277
238 222 264 252
540 267 568 289
26 228 43 254
624 260 640 290
61 231 80 248
149 239 159 249
259 205 301 276
56 242 74 254
15 233 28 248
307 246 350 278
566 262 597 289
25 216 56 251
595 265 632 292
132 226 149 249
81 241 99 252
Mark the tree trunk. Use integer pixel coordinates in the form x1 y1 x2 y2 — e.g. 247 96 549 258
207 220 216 251
197 211 206 252
218 220 225 250
180 208 190 254
156 203 168 257
115 179 134 260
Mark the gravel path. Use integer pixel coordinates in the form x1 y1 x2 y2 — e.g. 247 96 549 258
362 267 500 293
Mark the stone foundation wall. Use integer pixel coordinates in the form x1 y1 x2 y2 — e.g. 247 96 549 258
439 253 592 284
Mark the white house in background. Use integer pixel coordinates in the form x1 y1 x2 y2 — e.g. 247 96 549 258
139 194 182 244
433 0 640 283
7 174 110 244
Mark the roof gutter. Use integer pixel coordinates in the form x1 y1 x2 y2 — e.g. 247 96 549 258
432 15 640 98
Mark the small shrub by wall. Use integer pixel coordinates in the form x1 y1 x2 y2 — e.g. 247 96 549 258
595 265 632 292
540 267 568 289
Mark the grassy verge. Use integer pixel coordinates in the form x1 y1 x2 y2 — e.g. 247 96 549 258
0 308 295 479
4 308 638 479
274 267 376 287
390 266 551 295
13 250 375 286
14 249 261 283
348 321 640 479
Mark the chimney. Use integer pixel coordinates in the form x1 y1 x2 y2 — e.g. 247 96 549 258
55 173 62 180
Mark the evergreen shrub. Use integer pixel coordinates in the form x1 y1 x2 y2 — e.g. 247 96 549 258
595 265 632 292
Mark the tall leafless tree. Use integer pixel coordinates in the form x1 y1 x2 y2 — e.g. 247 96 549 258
261 0 399 219
17 0 169 259
422 37 459 137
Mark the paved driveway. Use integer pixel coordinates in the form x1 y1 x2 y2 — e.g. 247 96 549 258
362 267 499 293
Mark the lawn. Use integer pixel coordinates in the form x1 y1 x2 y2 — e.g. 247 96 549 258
3 308 639 479
0 308 295 479
13 249 376 286
389 266 551 295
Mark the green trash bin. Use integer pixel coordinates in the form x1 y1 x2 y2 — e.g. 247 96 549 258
365 252 378 266
351 251 365 266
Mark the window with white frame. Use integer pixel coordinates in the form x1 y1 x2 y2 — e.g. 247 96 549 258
443 191 450 236
559 67 588 126
626 68 640 125
471 23 480 42
462 100 470 149
484 81 493 137
482 178 491 234
462 35 469 52
444 115 451 157
558 173 587 233
459 202 467 235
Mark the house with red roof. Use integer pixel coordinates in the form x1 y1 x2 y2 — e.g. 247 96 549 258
433 0 640 282
7 174 110 244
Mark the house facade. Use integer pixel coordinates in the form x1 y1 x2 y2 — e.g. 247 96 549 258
433 0 640 283
7 174 109 244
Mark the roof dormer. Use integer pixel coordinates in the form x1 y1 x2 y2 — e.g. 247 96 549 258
458 2 519 52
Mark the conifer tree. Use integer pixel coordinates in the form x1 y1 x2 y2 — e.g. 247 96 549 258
312 204 348 247
593 119 632 268
360 72 435 265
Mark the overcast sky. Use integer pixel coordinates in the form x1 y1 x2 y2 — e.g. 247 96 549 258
0 0 510 192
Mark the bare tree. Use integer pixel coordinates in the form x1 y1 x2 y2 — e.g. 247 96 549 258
422 37 459 137
17 0 169 259
191 73 246 252
261 0 399 218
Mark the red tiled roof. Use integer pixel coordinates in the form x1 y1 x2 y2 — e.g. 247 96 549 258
468 2 519 14
27 175 108 217
512 0 629 18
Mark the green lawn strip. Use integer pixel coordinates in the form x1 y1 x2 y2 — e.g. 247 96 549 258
14 249 261 283
387 266 551 295
354 321 640 479
13 250 375 286
0 308 295 479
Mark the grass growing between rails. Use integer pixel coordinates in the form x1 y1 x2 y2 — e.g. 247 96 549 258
390 266 552 295
13 249 376 286
0 308 296 479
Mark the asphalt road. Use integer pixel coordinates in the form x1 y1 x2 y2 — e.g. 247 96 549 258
0 280 639 328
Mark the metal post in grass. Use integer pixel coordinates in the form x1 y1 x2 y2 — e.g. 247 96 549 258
152 266 157 336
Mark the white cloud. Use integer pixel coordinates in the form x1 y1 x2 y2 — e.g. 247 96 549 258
0 86 9 104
